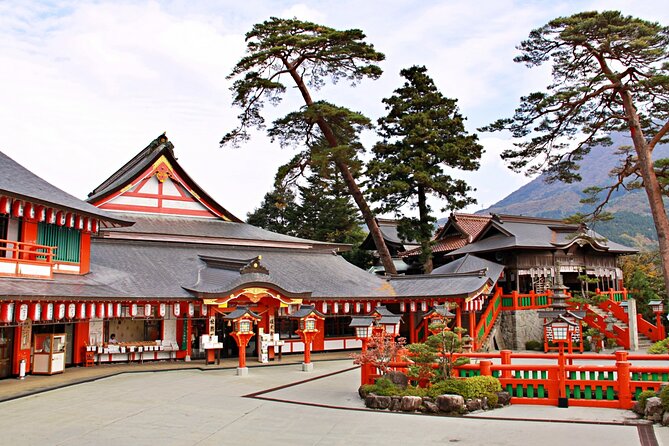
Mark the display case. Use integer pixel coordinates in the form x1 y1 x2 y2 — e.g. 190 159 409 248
33 333 66 375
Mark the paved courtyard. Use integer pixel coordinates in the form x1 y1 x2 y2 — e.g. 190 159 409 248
0 359 665 446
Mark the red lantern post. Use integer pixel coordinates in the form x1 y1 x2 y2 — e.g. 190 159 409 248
290 305 325 372
223 306 261 376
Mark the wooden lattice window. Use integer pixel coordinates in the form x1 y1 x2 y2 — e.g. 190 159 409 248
37 222 80 263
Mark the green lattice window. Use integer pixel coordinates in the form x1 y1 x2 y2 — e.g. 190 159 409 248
37 222 80 263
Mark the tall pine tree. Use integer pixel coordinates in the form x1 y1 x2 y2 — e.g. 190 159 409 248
366 66 483 272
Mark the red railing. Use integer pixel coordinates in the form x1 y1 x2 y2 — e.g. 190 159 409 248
472 287 503 350
361 350 669 409
0 238 56 277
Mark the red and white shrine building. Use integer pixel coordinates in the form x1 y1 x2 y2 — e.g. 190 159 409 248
0 134 544 377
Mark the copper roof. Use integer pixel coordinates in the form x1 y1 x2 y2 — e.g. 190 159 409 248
402 213 491 257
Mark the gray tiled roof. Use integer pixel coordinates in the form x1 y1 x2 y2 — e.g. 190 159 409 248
0 151 131 225
103 213 344 248
450 216 637 255
432 254 505 281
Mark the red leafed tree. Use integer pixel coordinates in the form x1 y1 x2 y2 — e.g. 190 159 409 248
351 332 407 376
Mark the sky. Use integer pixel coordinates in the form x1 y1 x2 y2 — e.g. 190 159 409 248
1 0 668 221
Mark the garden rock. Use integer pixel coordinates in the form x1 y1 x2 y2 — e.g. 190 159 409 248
386 371 409 389
358 386 368 399
422 400 439 413
644 397 663 422
365 394 391 410
496 391 511 406
400 396 422 412
466 398 483 412
632 401 643 415
389 396 402 411
436 394 465 413
662 412 669 426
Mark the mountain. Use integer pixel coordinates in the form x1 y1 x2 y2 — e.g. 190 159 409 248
474 134 668 250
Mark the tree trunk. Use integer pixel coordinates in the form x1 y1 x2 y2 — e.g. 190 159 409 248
286 64 397 274
621 90 669 306
417 186 433 273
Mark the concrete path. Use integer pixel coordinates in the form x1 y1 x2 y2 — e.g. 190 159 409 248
0 359 660 446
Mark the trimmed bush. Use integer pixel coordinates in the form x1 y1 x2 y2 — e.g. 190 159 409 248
463 376 502 399
426 379 468 398
649 338 669 354
637 390 658 411
660 386 669 411
362 378 427 397
484 392 499 408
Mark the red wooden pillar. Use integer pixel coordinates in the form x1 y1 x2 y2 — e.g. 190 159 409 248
455 303 462 340
73 321 90 365
13 325 32 375
408 311 416 344
616 351 632 409
468 311 476 347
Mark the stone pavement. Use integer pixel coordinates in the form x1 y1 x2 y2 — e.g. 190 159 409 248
0 356 663 446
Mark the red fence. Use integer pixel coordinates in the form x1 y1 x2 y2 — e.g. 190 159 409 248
361 350 669 409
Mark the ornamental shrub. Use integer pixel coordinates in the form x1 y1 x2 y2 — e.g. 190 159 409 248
660 386 669 411
484 392 499 408
426 379 469 398
462 376 502 399
637 390 658 411
362 378 427 397
649 338 669 354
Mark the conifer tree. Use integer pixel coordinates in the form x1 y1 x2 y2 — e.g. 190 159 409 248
366 66 483 272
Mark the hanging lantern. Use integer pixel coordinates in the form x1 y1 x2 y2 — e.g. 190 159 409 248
66 213 75 228
421 301 427 311
400 302 406 312
144 304 151 317
68 303 77 319
12 200 23 218
201 304 208 316
44 303 54 321
76 216 84 230
1 303 14 323
107 303 114 317
87 303 96 319
114 303 122 318
91 219 99 232
130 304 138 317
410 302 416 312
36 206 46 222
0 196 11 215
77 302 87 319
56 211 66 226
366 302 371 313
57 303 66 320
97 304 105 319
24 202 35 220
322 302 328 314
188 303 194 317
333 302 339 314
46 208 57 224
173 303 181 317
159 303 166 317
30 302 42 321
355 302 361 313
344 302 350 313
17 303 28 322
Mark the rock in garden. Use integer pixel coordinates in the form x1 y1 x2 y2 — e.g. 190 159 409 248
645 397 663 422
389 396 402 411
496 391 511 406
358 386 368 399
386 371 409 389
436 394 465 413
662 412 669 426
466 398 482 412
422 400 439 413
400 396 423 412
365 394 391 410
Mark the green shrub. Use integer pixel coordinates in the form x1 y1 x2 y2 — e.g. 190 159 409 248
660 386 669 411
637 390 657 410
484 392 499 408
525 340 543 351
463 375 502 399
427 379 468 398
649 338 669 354
362 378 428 397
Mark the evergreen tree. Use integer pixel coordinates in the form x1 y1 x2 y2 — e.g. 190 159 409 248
246 187 299 236
222 17 397 274
482 11 669 301
366 66 483 272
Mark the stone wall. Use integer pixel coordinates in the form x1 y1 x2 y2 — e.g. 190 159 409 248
496 310 544 350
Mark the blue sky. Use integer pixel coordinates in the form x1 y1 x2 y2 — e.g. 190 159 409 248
1 1 667 220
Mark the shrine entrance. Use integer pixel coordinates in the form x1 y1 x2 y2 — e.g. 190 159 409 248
0 326 14 378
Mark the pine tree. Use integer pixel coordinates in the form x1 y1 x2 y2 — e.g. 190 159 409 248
246 187 299 236
366 66 483 272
